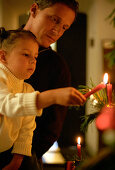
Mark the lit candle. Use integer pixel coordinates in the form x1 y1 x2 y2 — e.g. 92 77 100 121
107 83 112 105
66 161 75 170
84 73 108 98
77 137 81 160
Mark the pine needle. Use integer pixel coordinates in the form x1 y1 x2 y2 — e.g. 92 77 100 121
80 112 99 132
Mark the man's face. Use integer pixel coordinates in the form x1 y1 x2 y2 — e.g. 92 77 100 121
30 3 75 47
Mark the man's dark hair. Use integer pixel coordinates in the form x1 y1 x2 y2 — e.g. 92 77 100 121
34 0 79 16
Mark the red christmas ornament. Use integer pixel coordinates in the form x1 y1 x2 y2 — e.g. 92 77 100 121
96 104 115 131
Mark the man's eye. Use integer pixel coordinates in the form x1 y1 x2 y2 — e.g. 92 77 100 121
49 16 59 24
23 53 29 57
52 17 58 22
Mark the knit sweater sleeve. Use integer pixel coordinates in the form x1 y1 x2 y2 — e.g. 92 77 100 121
0 71 42 117
12 115 36 156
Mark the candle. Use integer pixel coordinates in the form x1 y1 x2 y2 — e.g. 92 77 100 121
107 83 112 105
77 137 81 160
84 83 106 98
84 73 108 98
66 161 75 170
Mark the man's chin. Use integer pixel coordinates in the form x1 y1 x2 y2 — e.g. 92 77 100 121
40 38 55 48
40 42 51 48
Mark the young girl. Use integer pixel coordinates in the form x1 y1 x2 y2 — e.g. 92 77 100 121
0 27 86 169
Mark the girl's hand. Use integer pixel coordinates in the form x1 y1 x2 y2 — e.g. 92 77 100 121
54 87 86 106
37 87 86 109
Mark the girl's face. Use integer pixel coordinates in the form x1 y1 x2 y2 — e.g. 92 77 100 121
4 38 39 79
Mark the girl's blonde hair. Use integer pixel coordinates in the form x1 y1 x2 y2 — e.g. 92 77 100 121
0 27 38 52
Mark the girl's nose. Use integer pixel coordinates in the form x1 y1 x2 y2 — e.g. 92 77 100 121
30 57 36 64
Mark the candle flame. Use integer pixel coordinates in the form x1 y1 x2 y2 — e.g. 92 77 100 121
103 73 108 84
77 137 81 144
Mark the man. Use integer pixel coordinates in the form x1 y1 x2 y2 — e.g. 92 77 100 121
24 0 79 168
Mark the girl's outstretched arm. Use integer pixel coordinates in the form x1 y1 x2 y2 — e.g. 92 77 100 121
36 87 86 109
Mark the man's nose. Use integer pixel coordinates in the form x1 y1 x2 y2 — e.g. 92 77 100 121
52 24 64 36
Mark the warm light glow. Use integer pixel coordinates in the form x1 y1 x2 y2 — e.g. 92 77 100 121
103 73 108 84
93 99 98 106
77 137 81 145
90 95 98 106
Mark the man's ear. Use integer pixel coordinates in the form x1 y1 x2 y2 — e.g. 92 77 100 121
0 50 7 63
30 3 39 17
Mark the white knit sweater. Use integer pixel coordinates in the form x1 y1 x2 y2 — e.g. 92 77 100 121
0 63 42 156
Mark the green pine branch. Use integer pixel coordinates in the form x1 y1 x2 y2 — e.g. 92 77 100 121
74 79 114 132
106 8 115 27
104 49 115 68
80 112 99 132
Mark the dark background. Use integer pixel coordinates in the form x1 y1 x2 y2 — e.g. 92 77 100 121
57 13 87 147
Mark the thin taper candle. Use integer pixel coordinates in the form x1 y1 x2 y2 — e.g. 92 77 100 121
107 83 112 105
77 137 81 160
84 73 108 98
84 83 106 98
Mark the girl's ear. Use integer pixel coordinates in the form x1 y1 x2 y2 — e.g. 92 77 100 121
30 3 39 17
0 50 7 63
